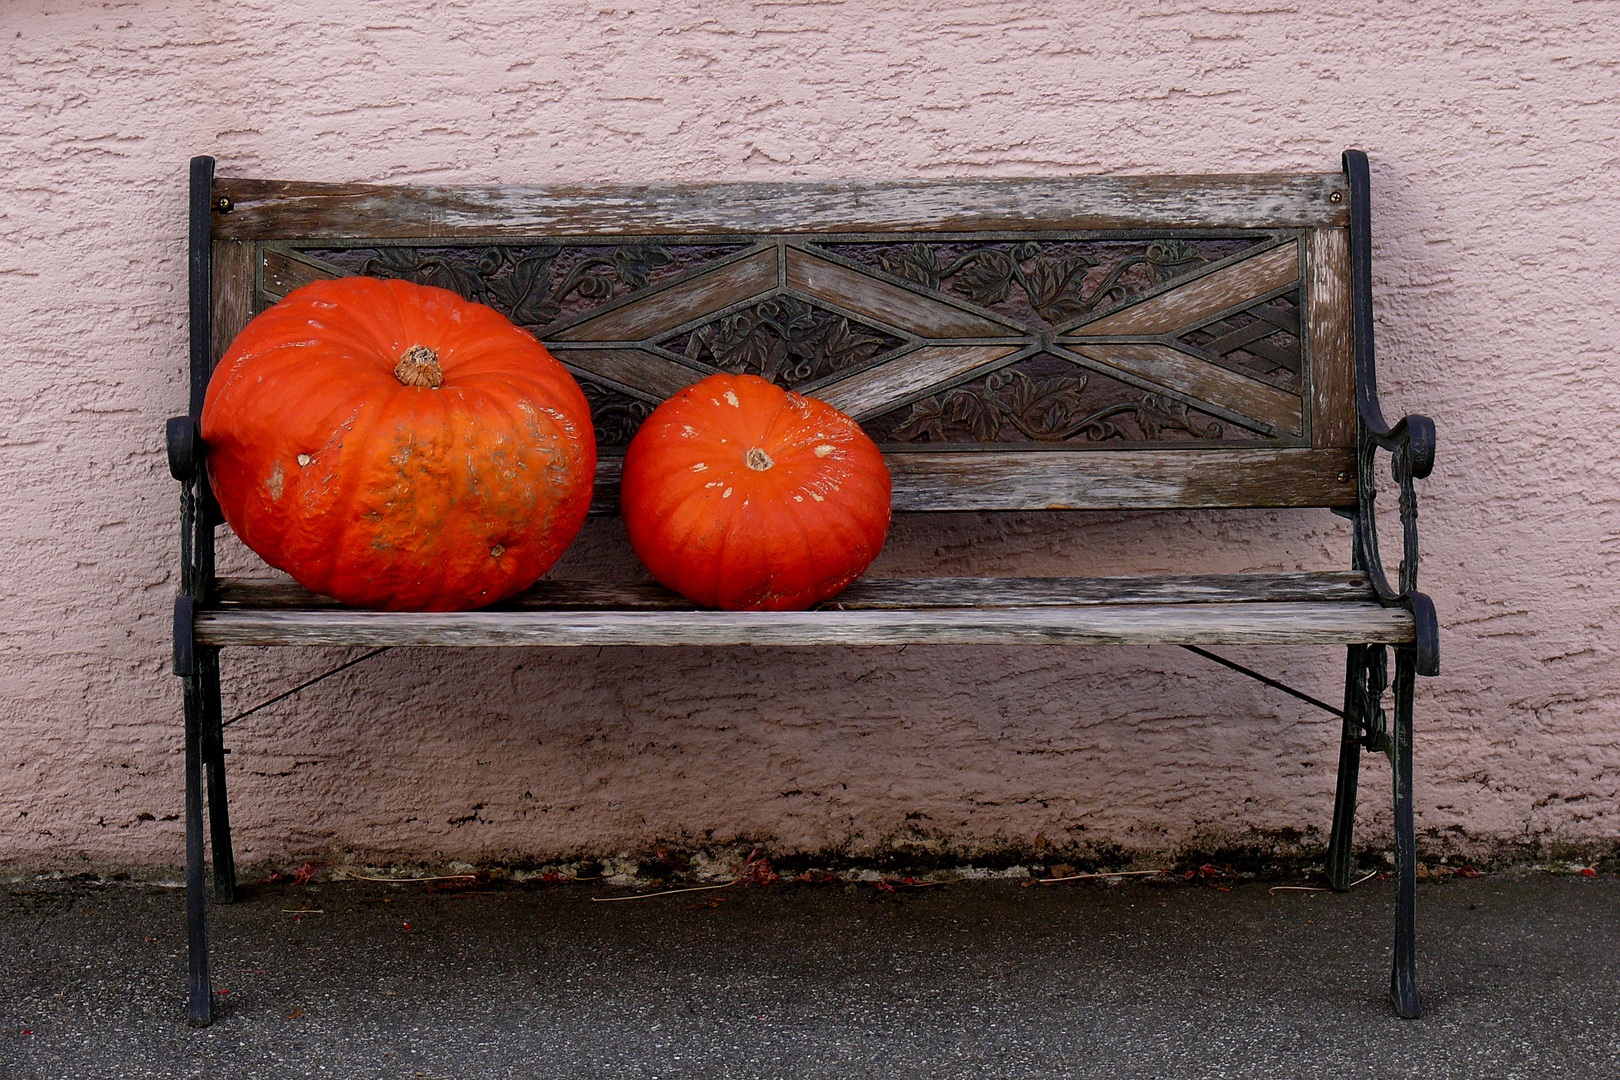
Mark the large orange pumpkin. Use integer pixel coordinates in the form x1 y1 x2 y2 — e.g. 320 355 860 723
201 276 596 611
620 373 891 610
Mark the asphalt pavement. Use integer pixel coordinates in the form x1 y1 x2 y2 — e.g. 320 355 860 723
2 868 1616 1079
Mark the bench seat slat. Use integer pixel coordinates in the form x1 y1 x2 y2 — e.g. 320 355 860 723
214 571 1376 612
195 601 1413 649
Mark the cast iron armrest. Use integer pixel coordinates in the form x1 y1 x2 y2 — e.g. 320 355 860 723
1343 149 1438 677
167 415 198 481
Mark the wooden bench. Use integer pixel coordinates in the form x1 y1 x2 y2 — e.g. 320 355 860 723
166 150 1437 1026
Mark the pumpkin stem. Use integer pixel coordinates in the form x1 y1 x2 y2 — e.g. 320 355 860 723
395 345 443 389
745 447 775 472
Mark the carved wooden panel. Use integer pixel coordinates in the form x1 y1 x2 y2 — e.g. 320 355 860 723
222 188 1353 509
660 293 908 386
829 237 1251 327
263 231 1310 445
860 353 1250 446
1062 343 1302 436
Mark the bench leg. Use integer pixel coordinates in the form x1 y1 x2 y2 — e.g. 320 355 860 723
1326 645 1369 890
1329 644 1387 888
1389 646 1422 1018
182 668 214 1026
200 647 237 904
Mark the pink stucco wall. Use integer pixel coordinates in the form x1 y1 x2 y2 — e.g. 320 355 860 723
3 0 1616 870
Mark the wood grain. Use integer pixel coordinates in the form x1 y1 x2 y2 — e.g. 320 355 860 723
210 173 1349 241
551 347 709 401
1307 228 1355 448
209 241 255 364
584 447 1357 512
548 247 778 342
839 572 1377 608
881 447 1356 511
213 571 1377 612
784 247 1013 337
195 600 1413 648
814 345 1024 419
1070 242 1301 336
1067 342 1304 436
261 247 345 302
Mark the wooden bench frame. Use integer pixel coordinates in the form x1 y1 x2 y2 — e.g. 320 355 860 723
166 150 1437 1026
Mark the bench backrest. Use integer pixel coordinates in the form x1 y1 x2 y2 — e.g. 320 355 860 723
206 172 1357 514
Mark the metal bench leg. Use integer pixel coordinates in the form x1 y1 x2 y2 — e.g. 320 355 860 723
1389 645 1422 1018
1327 645 1367 889
183 669 214 1026
200 647 237 903
1329 644 1387 889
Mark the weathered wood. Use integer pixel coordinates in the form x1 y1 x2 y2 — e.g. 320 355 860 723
881 447 1356 511
1066 341 1303 435
585 447 1358 512
841 572 1377 607
1307 228 1355 448
210 174 1350 241
814 345 1024 419
549 247 777 342
1201 316 1292 360
1068 242 1300 336
209 241 255 364
195 600 1413 648
212 578 689 611
212 571 1376 612
552 347 708 402
261 246 344 302
784 247 1015 338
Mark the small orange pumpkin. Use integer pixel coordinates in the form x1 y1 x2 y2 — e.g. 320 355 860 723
620 373 891 610
201 276 596 611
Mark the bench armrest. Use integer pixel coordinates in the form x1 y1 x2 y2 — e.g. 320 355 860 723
166 413 221 605
1343 150 1438 676
167 415 199 481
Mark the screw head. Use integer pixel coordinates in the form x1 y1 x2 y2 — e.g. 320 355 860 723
1329 191 1344 204
214 196 233 213
1337 471 1350 482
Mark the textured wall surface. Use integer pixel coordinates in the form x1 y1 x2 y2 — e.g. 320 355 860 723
3 0 1617 870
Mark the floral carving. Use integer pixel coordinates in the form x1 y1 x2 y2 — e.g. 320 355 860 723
889 368 1224 444
670 297 900 386
316 243 681 327
578 380 656 447
877 238 1207 323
